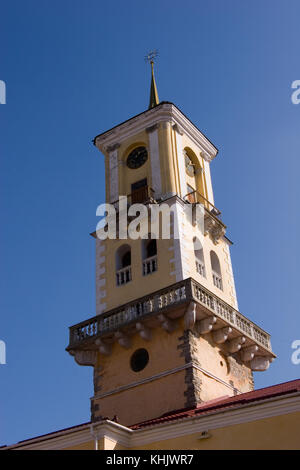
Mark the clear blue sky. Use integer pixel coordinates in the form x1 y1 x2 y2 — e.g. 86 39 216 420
1 0 299 446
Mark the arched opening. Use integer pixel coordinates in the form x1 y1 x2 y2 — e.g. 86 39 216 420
210 250 222 290
193 237 206 278
142 236 158 276
116 244 132 285
184 147 206 206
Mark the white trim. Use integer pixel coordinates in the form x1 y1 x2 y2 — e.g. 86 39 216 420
203 160 214 205
95 103 218 162
148 128 162 198
109 148 119 203
175 130 186 198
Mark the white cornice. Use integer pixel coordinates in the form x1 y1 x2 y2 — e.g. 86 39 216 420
94 103 218 162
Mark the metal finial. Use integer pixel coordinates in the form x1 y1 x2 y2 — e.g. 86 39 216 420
144 49 159 64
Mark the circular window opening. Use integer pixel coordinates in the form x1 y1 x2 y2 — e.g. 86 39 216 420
130 348 149 372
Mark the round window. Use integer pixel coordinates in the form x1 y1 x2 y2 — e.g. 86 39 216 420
130 348 149 372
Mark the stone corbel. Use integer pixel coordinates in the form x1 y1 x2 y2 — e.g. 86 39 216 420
213 327 232 344
172 123 184 135
204 217 226 244
184 302 197 330
199 316 217 334
250 356 271 371
95 338 112 356
228 336 246 353
69 350 97 367
136 322 152 341
241 345 258 362
115 331 131 349
158 314 176 333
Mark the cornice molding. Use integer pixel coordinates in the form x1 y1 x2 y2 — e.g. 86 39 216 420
94 103 218 162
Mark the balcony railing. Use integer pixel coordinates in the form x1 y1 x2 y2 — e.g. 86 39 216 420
195 260 206 277
212 271 223 290
142 255 158 276
116 266 132 286
183 190 222 219
112 186 156 210
67 277 273 355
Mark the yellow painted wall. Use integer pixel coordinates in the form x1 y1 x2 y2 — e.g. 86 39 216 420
92 323 186 425
92 317 253 426
99 235 175 312
132 412 300 450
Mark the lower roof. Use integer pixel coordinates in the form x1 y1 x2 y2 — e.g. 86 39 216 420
2 378 300 448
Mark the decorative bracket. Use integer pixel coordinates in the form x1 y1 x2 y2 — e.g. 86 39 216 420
184 302 197 329
158 314 176 333
250 356 272 371
241 345 258 362
69 350 97 367
95 338 112 356
199 316 217 334
136 322 152 341
213 326 232 344
115 331 131 349
228 336 246 353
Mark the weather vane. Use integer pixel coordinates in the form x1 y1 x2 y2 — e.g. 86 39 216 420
144 50 159 64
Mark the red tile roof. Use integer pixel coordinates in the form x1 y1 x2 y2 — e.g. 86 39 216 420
130 378 300 429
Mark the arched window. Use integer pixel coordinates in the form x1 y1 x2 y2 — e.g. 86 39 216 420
210 251 222 290
142 237 158 276
116 245 132 286
193 237 205 277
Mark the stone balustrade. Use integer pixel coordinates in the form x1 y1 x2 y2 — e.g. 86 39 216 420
67 277 273 357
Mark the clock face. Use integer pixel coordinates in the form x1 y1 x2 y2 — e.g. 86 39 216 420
126 146 148 169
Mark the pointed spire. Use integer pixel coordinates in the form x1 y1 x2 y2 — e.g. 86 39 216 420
145 50 160 109
149 60 159 109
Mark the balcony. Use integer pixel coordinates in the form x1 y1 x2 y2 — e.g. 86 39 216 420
142 255 158 276
112 186 156 210
212 271 223 290
116 266 132 286
183 190 226 244
195 260 205 277
67 277 275 370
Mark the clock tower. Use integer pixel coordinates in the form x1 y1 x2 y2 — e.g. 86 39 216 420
66 63 275 426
